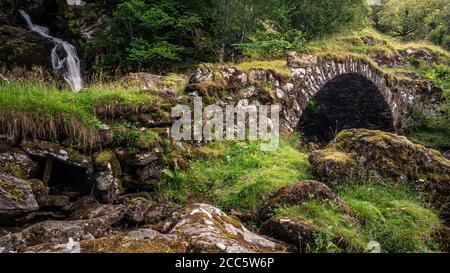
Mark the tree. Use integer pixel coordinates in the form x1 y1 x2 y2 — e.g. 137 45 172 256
425 0 450 50
379 0 444 41
283 0 369 39
96 0 211 72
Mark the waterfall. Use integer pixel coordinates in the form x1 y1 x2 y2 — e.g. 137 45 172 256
19 10 83 92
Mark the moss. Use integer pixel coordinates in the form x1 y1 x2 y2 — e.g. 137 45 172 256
0 181 26 202
163 73 188 94
135 130 160 150
81 235 183 253
94 150 121 175
188 81 228 104
322 151 357 165
336 130 354 140
0 164 28 180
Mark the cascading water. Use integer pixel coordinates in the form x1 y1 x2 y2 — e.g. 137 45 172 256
19 10 83 92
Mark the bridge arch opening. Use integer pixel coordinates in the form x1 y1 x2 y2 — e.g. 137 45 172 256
298 73 395 143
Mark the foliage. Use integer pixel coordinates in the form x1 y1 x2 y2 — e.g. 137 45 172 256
234 29 305 60
283 0 370 39
91 0 371 72
376 0 449 49
96 0 207 72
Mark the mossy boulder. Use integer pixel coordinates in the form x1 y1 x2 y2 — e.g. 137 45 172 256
0 149 38 179
0 201 126 252
0 172 39 217
0 218 114 252
310 129 450 218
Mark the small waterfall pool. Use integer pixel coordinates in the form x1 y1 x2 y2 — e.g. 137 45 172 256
19 10 83 92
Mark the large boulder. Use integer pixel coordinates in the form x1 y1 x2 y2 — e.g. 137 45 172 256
0 173 39 217
11 204 288 253
158 204 287 253
310 129 450 217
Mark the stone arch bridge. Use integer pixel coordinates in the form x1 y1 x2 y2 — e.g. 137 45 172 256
188 53 443 142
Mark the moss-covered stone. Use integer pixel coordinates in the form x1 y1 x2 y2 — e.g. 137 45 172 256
0 172 39 214
0 150 38 179
94 150 121 176
135 130 160 150
80 234 183 253
26 179 48 207
310 129 450 219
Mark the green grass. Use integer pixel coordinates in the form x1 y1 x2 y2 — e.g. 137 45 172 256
339 183 441 253
274 182 441 253
234 60 292 77
159 137 312 212
408 128 449 151
0 81 159 146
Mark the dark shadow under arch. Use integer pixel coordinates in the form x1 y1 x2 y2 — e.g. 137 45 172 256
298 73 395 143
